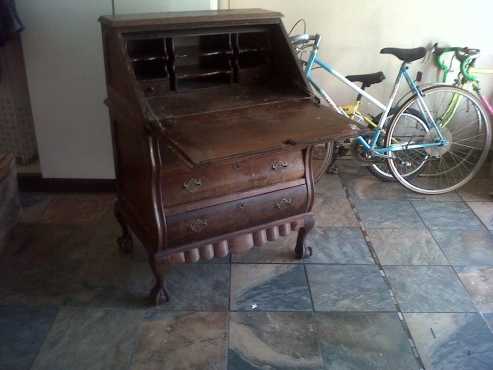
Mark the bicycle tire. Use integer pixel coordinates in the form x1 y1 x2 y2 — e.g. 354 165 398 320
386 85 491 194
312 141 335 182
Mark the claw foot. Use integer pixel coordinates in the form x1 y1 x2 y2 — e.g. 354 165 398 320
295 245 312 259
150 284 170 306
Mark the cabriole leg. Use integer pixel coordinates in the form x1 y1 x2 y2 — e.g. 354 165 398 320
294 216 315 259
149 256 170 305
114 201 133 254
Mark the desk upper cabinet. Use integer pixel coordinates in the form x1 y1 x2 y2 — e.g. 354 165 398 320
99 9 359 305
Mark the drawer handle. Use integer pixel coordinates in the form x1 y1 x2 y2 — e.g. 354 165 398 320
183 178 202 193
189 218 208 233
272 160 288 171
275 198 293 210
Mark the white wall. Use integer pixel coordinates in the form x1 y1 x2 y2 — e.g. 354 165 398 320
17 0 114 179
222 0 493 115
19 0 493 178
115 0 216 14
17 0 216 179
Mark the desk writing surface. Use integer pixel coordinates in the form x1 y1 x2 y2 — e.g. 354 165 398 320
163 100 358 165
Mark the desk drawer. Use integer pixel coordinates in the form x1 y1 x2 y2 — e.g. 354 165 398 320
162 150 304 207
166 184 307 246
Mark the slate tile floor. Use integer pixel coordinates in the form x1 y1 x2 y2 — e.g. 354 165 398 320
2 159 493 370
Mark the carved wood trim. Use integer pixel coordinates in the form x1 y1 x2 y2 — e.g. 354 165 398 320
148 135 167 251
303 147 315 212
154 212 313 262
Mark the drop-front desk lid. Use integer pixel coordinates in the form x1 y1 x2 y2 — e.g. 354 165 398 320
161 99 360 166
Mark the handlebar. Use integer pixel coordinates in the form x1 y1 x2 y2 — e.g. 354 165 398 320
289 33 321 48
433 43 480 82
433 44 480 58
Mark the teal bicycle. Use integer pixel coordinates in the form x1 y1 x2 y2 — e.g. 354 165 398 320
291 32 491 194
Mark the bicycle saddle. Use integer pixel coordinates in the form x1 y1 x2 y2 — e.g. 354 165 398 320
380 47 426 62
345 71 385 87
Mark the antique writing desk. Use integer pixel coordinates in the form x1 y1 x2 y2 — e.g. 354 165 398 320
99 9 359 305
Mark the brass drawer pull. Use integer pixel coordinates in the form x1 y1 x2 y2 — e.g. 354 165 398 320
272 160 288 171
183 178 202 193
189 218 208 233
275 198 293 210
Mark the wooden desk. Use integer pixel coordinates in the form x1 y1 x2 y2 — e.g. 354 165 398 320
99 9 359 305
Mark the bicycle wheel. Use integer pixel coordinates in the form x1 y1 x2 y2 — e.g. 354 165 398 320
367 108 425 181
312 141 335 182
386 85 491 194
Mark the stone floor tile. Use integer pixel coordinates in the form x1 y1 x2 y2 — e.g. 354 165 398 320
230 264 312 311
0 305 59 370
315 174 346 197
18 192 51 223
0 223 96 305
342 174 461 201
40 194 114 225
313 194 359 227
384 266 475 312
473 159 493 179
459 179 493 202
355 200 424 229
367 228 448 265
405 313 493 370
431 229 493 266
131 311 227 370
5 179 493 370
306 265 394 311
31 307 144 370
412 201 483 230
456 266 493 313
131 263 230 311
467 202 493 230
315 312 419 370
333 159 369 176
305 227 374 265
229 312 322 370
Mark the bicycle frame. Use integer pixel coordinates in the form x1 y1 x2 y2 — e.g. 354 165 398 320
303 41 447 157
467 69 493 116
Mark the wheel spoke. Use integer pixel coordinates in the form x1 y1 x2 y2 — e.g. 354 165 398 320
386 86 490 194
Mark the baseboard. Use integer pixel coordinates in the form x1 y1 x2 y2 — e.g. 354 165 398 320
17 174 116 193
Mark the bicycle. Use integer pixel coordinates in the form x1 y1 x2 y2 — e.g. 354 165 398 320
433 44 493 116
290 32 491 194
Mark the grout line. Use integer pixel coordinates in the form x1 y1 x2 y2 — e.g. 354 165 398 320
227 258 232 312
226 256 232 368
228 309 399 313
343 181 427 370
25 305 61 370
303 263 316 312
125 313 143 370
450 264 482 314
463 200 492 232
227 261 489 267
410 202 453 268
2 304 480 315
409 201 481 314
